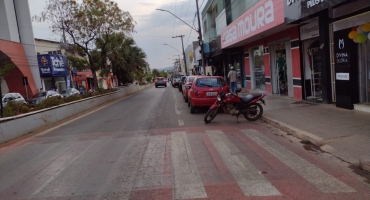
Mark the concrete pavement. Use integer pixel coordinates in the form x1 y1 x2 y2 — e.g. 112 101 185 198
240 91 370 172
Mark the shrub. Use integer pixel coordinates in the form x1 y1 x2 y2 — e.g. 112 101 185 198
64 95 82 103
34 96 64 110
82 92 93 98
2 101 30 117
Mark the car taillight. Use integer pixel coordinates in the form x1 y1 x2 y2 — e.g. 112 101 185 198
155 80 158 82
164 79 166 82
193 88 198 96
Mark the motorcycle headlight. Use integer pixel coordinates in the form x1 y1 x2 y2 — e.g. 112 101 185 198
217 95 221 101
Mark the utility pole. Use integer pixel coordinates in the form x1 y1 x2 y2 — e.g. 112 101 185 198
196 0 205 73
172 35 187 75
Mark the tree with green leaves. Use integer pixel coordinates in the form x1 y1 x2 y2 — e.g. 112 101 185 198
0 52 15 117
152 69 160 78
98 33 148 84
33 0 135 90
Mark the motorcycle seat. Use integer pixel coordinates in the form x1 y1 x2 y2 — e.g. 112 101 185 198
241 93 262 103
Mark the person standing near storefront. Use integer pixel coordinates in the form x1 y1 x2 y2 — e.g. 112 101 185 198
228 66 237 94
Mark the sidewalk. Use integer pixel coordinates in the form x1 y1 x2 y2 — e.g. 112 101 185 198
239 91 370 171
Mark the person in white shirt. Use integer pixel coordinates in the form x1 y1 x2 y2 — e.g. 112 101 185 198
228 66 237 94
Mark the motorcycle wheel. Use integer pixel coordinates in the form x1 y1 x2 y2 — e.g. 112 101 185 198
243 103 263 121
204 108 218 123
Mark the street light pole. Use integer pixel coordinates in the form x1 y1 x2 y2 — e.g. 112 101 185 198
157 7 204 73
172 35 187 75
195 0 205 73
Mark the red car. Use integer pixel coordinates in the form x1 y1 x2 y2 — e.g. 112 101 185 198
182 76 197 102
187 76 229 113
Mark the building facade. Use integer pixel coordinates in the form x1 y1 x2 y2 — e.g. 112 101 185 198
285 0 370 110
0 0 41 98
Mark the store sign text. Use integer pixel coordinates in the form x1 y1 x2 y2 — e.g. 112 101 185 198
50 56 66 72
336 52 348 64
221 0 284 48
287 0 325 8
300 21 319 40
336 73 349 81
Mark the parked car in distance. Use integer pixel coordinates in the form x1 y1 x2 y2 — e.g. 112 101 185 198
172 75 181 87
182 76 196 102
187 76 229 113
27 90 62 106
2 93 27 107
155 77 167 88
178 76 187 92
60 88 80 98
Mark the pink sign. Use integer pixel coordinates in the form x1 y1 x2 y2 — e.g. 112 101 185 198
221 0 285 48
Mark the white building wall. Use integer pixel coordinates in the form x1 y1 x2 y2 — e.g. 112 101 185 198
35 40 64 55
0 0 20 42
13 0 42 91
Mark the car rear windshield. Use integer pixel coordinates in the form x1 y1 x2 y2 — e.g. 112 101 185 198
195 78 226 87
157 77 164 80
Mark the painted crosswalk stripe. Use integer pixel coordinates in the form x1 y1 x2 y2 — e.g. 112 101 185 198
134 135 166 188
178 120 184 126
207 130 281 197
241 129 356 193
171 132 207 199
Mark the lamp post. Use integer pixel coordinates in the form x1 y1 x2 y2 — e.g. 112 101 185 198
172 35 187 75
163 44 183 75
156 8 205 72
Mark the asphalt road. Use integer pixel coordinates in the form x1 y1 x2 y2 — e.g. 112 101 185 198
1 84 370 200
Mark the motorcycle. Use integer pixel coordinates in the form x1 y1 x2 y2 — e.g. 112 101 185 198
204 87 267 123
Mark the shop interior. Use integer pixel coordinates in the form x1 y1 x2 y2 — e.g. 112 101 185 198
303 39 323 102
275 42 288 95
251 46 265 90
228 53 242 89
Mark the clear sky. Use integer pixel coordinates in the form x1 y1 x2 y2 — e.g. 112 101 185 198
29 0 206 70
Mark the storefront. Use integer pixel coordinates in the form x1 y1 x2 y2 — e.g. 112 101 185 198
72 70 93 91
221 0 302 99
37 54 69 92
332 0 370 109
243 27 300 99
284 0 348 103
209 36 227 78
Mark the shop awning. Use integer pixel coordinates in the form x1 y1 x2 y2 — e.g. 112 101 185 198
333 11 370 32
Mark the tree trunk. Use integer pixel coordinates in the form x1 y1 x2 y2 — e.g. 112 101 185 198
91 68 98 91
87 55 98 91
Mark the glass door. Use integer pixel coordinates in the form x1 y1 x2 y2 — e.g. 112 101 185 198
252 46 265 90
275 42 288 95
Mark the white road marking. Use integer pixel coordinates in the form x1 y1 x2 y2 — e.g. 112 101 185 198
241 129 356 193
207 130 281 197
175 102 181 115
171 132 207 199
134 135 166 188
178 120 184 126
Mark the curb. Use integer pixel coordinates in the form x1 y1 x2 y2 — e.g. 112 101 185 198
260 116 370 172
260 116 323 146
359 155 370 172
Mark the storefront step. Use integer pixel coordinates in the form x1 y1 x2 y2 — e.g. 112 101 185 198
354 104 370 113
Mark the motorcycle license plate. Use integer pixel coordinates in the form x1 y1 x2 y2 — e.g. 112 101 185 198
206 92 217 96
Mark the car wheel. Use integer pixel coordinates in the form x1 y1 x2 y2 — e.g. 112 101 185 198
184 96 188 102
190 100 195 114
155 85 157 88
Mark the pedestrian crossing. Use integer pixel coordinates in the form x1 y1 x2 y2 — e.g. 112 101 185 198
0 128 362 200
167 129 356 199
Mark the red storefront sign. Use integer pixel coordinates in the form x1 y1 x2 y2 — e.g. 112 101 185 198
221 0 284 48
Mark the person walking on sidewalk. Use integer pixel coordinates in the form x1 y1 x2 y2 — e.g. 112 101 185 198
228 66 237 94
